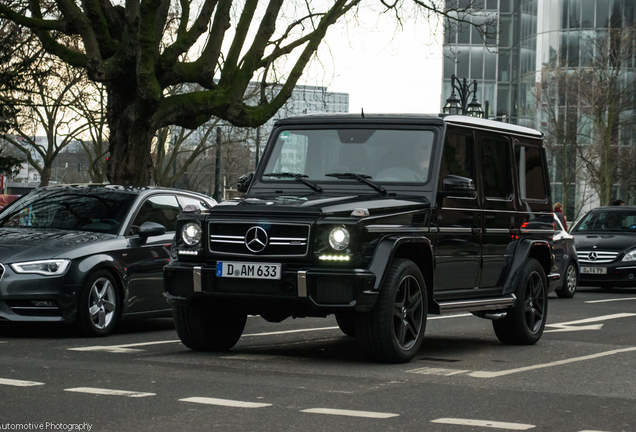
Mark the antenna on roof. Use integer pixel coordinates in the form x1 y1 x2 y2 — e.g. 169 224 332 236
361 108 365 118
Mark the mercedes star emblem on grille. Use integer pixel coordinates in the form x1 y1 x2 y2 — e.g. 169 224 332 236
588 251 598 261
245 226 268 253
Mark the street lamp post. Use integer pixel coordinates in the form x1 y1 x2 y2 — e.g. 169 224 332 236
443 74 484 118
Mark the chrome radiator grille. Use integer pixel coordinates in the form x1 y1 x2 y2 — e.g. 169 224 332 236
577 250 619 264
209 222 310 257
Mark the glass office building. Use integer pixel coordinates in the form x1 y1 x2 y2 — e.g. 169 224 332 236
442 0 636 213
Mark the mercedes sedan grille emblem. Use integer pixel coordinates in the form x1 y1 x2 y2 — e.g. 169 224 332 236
588 251 598 261
245 226 268 253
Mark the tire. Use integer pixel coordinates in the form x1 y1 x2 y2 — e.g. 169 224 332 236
173 302 247 351
556 261 578 299
335 313 356 337
75 270 121 337
356 258 427 363
493 258 548 345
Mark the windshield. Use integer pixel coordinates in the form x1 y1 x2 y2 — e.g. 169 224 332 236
0 188 137 234
573 210 636 233
262 128 436 184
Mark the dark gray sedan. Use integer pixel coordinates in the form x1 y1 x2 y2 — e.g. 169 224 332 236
0 185 216 336
571 206 636 291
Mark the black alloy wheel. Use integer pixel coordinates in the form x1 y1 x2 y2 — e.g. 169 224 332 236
356 258 427 363
493 258 548 345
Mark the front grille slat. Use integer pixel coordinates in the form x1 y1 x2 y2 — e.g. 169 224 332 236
209 221 310 257
577 250 619 264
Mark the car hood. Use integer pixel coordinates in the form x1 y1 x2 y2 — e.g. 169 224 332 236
572 232 636 252
210 193 431 218
0 228 115 263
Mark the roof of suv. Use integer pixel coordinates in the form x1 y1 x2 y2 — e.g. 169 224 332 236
274 113 544 139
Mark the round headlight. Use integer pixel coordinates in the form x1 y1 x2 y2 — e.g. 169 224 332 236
182 222 202 246
328 227 350 251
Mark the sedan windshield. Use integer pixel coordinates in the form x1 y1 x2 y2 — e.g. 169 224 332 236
262 128 436 184
573 210 636 232
0 189 137 234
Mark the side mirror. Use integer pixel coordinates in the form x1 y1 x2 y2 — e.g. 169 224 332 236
139 221 166 238
237 172 254 193
440 175 476 197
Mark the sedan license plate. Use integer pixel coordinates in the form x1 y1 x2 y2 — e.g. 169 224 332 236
580 267 607 274
216 261 281 280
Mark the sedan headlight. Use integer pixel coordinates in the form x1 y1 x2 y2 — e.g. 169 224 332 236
182 222 202 246
622 249 636 262
11 259 71 276
328 227 350 251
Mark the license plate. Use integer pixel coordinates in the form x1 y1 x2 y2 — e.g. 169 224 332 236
580 267 607 274
216 261 281 280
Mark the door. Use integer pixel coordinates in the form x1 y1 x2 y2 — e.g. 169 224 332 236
434 127 481 292
125 194 181 313
478 133 516 288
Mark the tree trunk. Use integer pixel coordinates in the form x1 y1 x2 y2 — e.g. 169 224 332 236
39 163 52 187
105 84 156 186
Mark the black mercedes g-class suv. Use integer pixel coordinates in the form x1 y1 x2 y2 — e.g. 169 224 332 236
164 114 558 363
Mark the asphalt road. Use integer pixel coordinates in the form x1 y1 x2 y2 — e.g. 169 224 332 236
1 286 635 432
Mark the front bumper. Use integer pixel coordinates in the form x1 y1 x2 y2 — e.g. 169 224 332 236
164 261 378 314
0 264 80 323
577 263 636 287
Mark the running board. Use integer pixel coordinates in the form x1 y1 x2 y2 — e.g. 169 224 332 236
436 294 516 315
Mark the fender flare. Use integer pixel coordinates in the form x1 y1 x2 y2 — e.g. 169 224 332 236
367 235 434 291
502 239 552 295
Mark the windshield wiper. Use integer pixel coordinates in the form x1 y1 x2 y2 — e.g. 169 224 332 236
325 173 386 194
263 172 322 192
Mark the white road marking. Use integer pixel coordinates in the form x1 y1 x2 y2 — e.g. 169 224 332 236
179 397 271 408
585 297 636 303
68 340 180 353
545 313 636 332
431 418 535 430
468 346 636 378
0 378 45 387
241 327 339 337
68 314 473 353
301 408 399 419
407 367 469 376
64 387 155 397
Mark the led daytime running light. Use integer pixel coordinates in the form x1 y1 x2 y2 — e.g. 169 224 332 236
319 255 350 261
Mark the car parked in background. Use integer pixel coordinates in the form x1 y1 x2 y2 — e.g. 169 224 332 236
552 214 578 298
570 206 636 291
0 185 216 336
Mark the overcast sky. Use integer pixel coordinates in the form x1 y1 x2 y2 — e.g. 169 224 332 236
300 7 444 115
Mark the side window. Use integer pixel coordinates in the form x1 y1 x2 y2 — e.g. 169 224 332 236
440 129 475 181
480 135 513 200
516 145 547 200
132 195 180 234
178 195 213 211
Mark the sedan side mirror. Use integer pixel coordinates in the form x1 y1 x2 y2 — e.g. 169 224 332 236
440 175 476 198
237 172 254 193
139 221 166 238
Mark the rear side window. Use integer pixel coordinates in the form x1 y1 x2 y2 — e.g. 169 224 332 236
516 145 547 200
440 129 475 181
480 135 513 200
